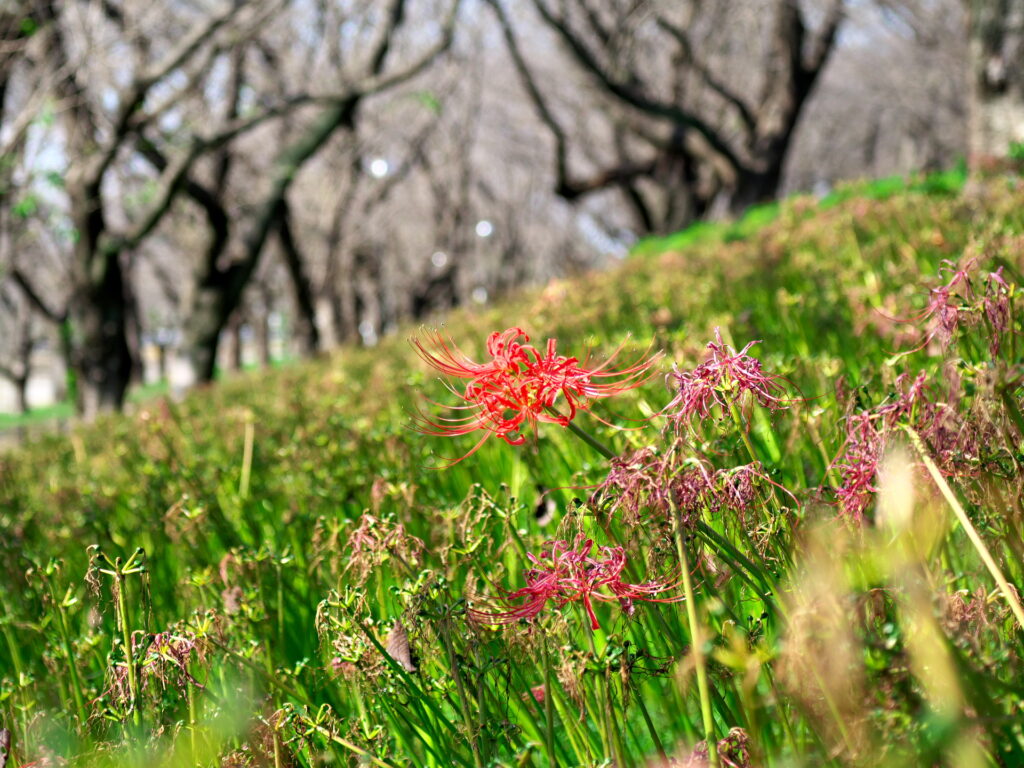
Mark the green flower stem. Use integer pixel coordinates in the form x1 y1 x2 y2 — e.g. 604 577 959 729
728 401 760 468
302 718 403 768
673 515 719 768
49 582 87 726
187 673 199 761
0 590 27 747
563 417 618 461
542 634 558 767
633 681 669 763
439 621 484 768
114 560 142 733
604 668 628 764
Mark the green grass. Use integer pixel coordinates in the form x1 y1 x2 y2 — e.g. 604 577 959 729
632 165 967 257
0 400 73 430
0 174 1022 768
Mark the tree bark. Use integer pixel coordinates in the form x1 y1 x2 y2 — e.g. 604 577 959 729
277 203 320 357
66 185 133 418
967 0 1024 168
182 101 355 381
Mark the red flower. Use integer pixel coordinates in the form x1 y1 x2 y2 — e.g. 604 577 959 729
470 534 682 630
412 327 659 464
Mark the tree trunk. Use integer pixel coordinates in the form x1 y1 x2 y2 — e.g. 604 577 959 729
72 282 132 418
69 196 133 418
156 343 168 382
277 205 320 357
181 102 355 383
183 277 229 383
255 311 271 367
224 311 244 372
14 374 28 415
967 0 1024 168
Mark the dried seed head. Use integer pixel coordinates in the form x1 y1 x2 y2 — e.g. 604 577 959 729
385 620 417 673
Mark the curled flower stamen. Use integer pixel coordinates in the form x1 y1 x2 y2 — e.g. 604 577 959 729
411 327 661 464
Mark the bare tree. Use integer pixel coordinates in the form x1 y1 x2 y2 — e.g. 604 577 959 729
15 1 286 415
487 0 844 233
784 0 966 193
149 0 461 382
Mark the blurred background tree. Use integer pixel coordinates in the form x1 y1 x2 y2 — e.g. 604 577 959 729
966 0 1024 168
0 0 1007 418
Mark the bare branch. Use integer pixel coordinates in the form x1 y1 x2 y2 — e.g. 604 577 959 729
484 0 571 192
656 15 757 135
357 0 461 97
367 0 408 75
8 267 65 324
805 0 845 75
531 0 744 172
86 2 245 184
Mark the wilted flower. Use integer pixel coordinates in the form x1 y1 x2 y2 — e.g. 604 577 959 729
595 447 683 524
833 411 883 521
923 261 974 346
345 513 424 581
413 327 659 463
832 370 978 520
595 447 779 526
471 534 682 630
664 329 790 429
983 267 1011 356
146 630 206 692
896 258 977 351
674 727 752 768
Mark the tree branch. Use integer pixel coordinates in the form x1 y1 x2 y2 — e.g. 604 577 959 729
87 2 245 185
656 15 757 135
803 0 844 75
531 0 744 172
485 0 571 193
356 0 461 97
276 200 320 354
367 0 408 75
9 267 65 324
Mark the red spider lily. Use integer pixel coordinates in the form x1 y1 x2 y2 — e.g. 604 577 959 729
412 327 660 464
470 534 682 630
663 329 790 428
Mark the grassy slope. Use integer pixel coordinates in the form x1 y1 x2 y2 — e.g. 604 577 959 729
1 174 1022 767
